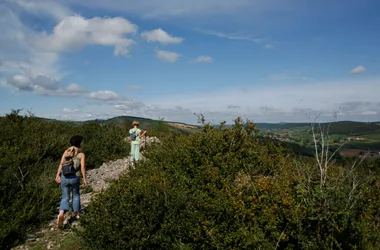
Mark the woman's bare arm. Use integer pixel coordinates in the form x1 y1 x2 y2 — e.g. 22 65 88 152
139 129 147 138
55 150 67 183
80 153 87 187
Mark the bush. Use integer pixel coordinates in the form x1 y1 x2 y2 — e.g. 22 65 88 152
80 118 380 249
79 118 288 249
0 110 130 249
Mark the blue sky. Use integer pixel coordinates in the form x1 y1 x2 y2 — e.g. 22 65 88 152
1 0 379 124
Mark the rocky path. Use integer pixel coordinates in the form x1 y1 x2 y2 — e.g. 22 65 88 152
12 157 134 250
12 136 159 250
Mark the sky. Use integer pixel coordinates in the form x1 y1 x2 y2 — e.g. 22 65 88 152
0 0 380 124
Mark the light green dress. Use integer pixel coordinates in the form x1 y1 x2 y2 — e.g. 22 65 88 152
129 128 141 161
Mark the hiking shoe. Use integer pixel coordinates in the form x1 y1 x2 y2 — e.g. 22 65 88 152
57 213 64 229
63 217 70 225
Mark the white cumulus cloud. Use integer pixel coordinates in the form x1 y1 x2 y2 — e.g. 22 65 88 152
87 90 119 100
141 28 183 45
350 65 366 75
67 83 82 92
35 16 138 56
156 50 180 63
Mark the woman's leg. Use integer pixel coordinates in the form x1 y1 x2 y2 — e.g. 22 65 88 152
135 143 140 161
58 175 69 228
131 143 137 160
71 177 81 214
130 143 135 158
59 175 70 212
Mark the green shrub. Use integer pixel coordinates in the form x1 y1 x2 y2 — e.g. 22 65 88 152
80 118 291 249
79 117 380 249
0 110 130 249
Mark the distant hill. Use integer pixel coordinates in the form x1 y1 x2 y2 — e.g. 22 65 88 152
38 115 201 134
38 115 380 137
256 123 310 130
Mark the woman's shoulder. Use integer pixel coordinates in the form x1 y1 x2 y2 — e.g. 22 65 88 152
75 152 85 160
63 147 71 155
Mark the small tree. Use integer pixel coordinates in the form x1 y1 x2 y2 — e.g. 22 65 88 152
308 112 347 187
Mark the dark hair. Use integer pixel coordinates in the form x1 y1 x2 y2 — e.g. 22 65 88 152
70 135 84 147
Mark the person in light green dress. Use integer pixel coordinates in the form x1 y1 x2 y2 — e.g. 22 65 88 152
129 120 146 161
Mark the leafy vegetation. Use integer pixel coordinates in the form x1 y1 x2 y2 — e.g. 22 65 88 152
1 110 379 249
80 117 380 249
0 110 131 249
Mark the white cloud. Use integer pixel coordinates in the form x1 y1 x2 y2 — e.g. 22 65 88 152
126 84 142 90
263 44 274 49
58 0 288 19
141 28 183 45
35 15 137 56
7 75 34 91
34 83 84 97
0 78 6 87
156 50 180 63
360 111 377 115
1 4 139 100
87 90 119 100
114 99 145 109
6 73 61 91
63 108 79 113
196 28 264 43
67 83 82 92
114 44 131 57
0 5 62 80
9 0 72 21
193 56 213 63
147 77 380 123
350 65 366 75
35 77 380 123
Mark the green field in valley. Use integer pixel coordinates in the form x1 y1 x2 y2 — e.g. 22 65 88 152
257 122 380 157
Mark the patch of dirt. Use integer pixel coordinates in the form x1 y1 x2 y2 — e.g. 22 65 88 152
167 122 199 129
340 149 380 158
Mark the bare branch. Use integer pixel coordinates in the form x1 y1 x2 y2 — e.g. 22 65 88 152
275 223 289 249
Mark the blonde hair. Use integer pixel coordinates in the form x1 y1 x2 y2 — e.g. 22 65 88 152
132 120 139 127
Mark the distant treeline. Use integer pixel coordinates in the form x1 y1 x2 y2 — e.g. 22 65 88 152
325 121 380 135
257 121 380 134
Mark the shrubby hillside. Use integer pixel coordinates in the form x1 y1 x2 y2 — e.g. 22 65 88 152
1 111 379 249
80 117 380 249
0 110 132 249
